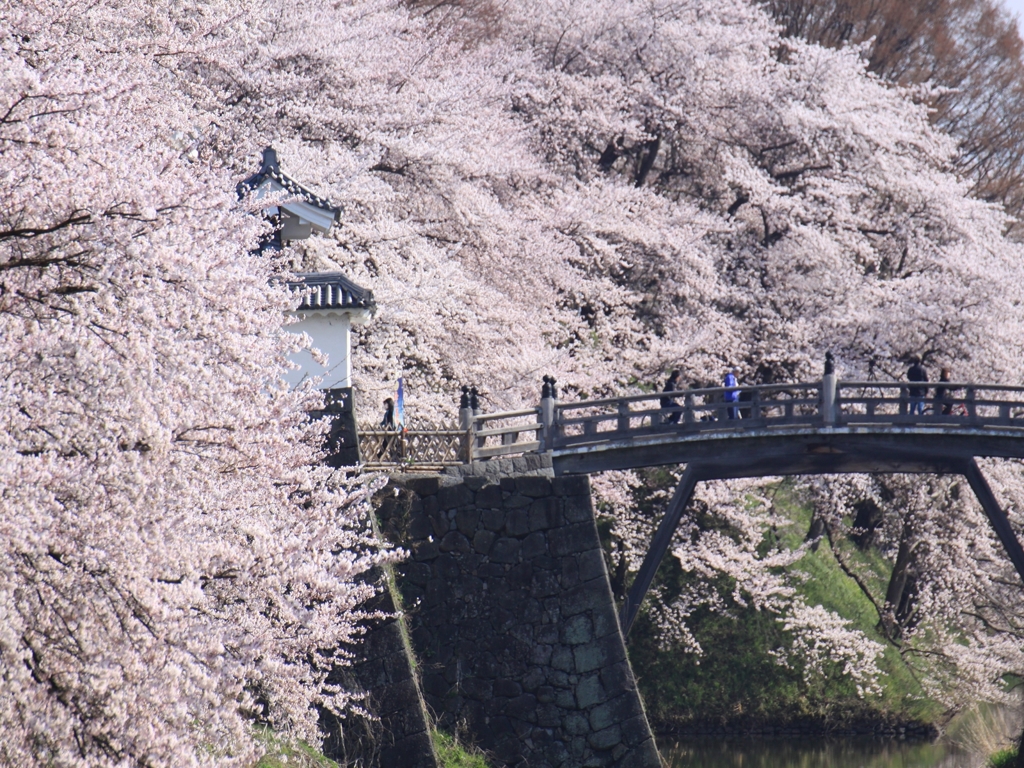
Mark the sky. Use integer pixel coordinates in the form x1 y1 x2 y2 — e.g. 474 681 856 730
1004 0 1024 35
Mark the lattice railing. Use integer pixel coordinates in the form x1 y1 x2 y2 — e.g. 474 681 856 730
358 429 469 470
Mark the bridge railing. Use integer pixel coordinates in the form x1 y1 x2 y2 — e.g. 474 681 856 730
359 428 470 470
467 408 545 459
550 383 825 448
836 381 1024 427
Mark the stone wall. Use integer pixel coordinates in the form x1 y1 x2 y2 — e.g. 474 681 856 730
321 566 439 768
375 470 662 768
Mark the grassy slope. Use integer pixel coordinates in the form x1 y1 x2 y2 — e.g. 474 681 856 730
627 481 944 729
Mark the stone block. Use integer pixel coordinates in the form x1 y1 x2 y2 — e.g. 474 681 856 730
413 539 440 561
591 607 620 639
530 570 561 599
536 685 555 703
562 494 594 523
551 646 574 672
508 562 534 588
564 712 590 736
549 523 596 557
481 507 505 531
561 583 605 617
422 672 449 698
578 548 608 582
535 624 559 644
401 561 432 586
587 693 637 732
560 556 580 589
382 652 413 684
521 667 545 691
461 677 493 701
490 537 521 564
464 475 488 491
599 662 633 696
533 555 559 571
505 508 531 536
500 477 517 492
456 507 481 536
587 724 622 751
424 579 450 607
537 703 563 728
472 529 496 554
507 693 538 722
531 644 553 665
433 554 460 580
516 475 553 498
403 476 441 496
573 641 611 675
511 716 534 739
476 485 504 509
530 498 563 531
620 715 653 748
522 598 543 623
561 614 593 646
440 531 472 554
522 531 548 559
454 574 484 599
575 673 605 709
408 513 434 539
438 483 475 511
555 688 577 710
553 475 590 497
494 679 523 698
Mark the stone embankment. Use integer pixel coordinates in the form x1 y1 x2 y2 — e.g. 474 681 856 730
372 459 662 768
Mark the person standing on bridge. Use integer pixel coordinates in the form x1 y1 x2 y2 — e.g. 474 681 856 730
661 369 682 424
724 368 740 420
907 357 928 416
376 397 396 459
934 367 955 415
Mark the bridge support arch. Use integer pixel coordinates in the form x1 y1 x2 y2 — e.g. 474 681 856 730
619 458 1024 637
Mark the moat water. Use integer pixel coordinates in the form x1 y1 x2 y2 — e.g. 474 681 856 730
660 737 981 768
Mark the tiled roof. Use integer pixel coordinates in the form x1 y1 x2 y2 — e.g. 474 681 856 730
288 272 375 312
238 148 341 220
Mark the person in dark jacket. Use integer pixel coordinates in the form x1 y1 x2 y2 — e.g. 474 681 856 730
376 397 396 459
724 369 740 420
907 357 928 416
660 370 682 424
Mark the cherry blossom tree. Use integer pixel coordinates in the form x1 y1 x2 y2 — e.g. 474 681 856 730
0 1 388 765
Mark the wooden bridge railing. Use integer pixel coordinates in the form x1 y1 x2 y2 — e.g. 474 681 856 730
356 377 1024 467
546 380 1024 449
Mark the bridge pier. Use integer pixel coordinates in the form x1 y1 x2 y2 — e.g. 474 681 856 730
374 465 661 768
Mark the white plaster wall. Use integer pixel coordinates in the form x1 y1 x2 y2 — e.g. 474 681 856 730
282 312 352 389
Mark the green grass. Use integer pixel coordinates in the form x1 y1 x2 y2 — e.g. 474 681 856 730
252 726 339 768
989 748 1019 768
625 480 946 728
433 729 492 768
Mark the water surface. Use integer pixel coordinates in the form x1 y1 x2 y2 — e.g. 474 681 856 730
659 737 981 768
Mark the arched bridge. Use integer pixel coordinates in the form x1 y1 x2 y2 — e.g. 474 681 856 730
358 374 1024 633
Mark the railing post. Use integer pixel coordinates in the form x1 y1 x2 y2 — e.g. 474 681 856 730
459 385 475 462
471 386 485 453
751 388 761 421
966 387 977 421
822 352 836 426
617 400 630 432
684 392 695 425
540 375 557 452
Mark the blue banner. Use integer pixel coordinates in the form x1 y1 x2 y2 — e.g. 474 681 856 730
396 377 405 429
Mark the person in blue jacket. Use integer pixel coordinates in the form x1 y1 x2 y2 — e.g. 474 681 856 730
724 369 740 420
